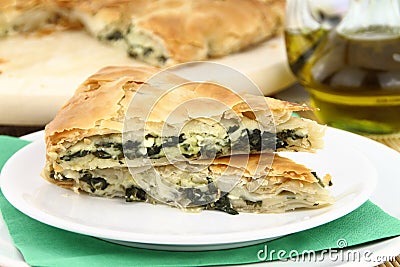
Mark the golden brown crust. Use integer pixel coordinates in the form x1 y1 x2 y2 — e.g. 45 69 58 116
210 154 318 183
44 66 158 147
45 65 312 149
133 0 285 63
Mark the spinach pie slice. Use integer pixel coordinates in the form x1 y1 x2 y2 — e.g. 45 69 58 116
41 65 333 214
43 154 333 214
42 66 325 172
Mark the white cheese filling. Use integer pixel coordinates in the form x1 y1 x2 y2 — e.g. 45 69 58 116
52 165 332 214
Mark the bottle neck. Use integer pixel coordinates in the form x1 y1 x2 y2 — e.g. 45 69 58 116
285 0 320 33
337 0 400 38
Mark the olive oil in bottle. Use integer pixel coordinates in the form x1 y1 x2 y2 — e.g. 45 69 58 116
285 0 400 135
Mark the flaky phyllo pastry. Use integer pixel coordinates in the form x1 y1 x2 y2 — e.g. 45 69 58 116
0 0 285 66
42 66 333 214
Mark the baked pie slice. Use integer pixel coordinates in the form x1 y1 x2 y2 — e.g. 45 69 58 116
41 65 333 214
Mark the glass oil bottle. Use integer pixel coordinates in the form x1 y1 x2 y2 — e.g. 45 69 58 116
285 0 400 136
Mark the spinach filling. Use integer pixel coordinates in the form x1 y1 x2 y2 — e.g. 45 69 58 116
232 129 276 152
60 150 89 161
178 177 219 206
123 140 142 159
227 125 240 134
60 142 123 161
127 44 169 65
128 45 154 58
245 199 263 208
232 128 305 152
92 150 112 159
104 30 124 41
157 55 168 65
80 173 110 193
125 186 147 202
311 171 325 188
146 145 162 158
60 129 306 162
175 177 238 215
96 142 123 150
276 129 306 149
51 171 239 214
205 194 239 215
204 177 238 215
50 171 74 181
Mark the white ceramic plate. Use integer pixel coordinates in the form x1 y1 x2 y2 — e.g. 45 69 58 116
0 127 377 253
1 127 400 266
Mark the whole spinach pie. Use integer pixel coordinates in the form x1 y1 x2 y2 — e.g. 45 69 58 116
0 0 285 66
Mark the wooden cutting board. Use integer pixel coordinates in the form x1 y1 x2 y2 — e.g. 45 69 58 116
0 31 295 125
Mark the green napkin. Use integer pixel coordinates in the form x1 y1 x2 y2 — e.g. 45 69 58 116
0 135 30 170
1 135 400 267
